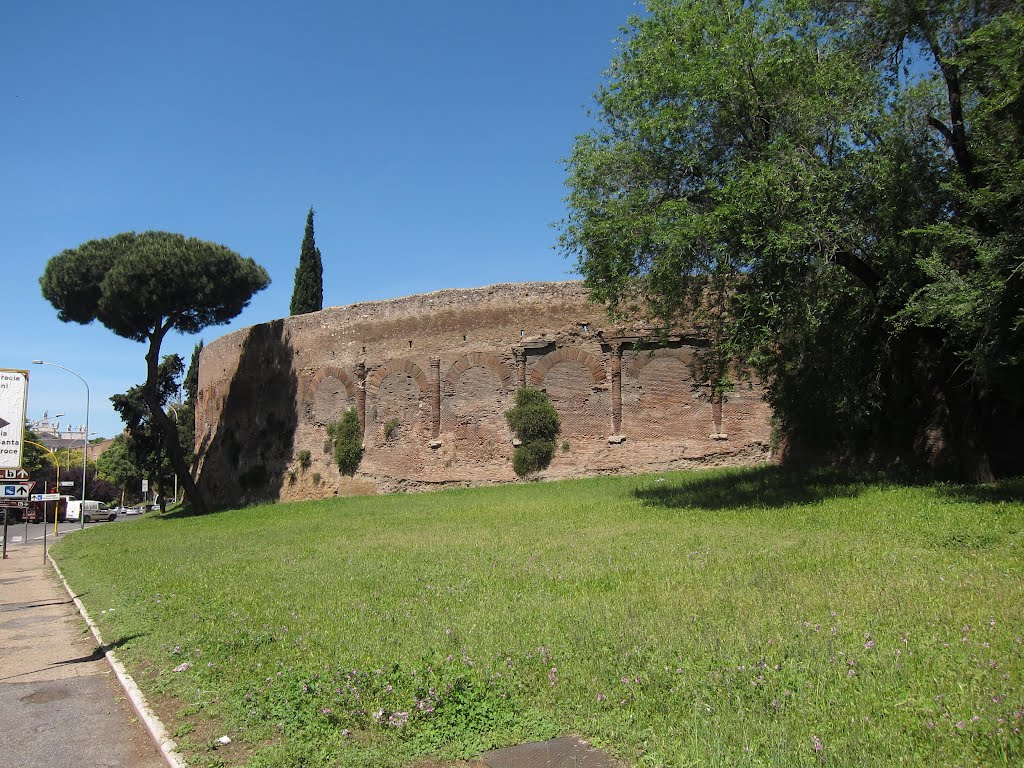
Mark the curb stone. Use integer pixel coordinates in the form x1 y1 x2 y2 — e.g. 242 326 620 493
48 553 187 768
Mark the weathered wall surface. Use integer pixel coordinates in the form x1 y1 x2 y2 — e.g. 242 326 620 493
194 282 772 507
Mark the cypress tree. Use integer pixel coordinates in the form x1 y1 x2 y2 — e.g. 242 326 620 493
289 206 324 315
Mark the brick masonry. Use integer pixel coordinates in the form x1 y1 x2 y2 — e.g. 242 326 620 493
194 281 773 507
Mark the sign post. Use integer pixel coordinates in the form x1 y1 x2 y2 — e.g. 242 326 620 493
0 484 31 560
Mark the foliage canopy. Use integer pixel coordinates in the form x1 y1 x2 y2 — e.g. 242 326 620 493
561 0 1024 480
41 231 270 342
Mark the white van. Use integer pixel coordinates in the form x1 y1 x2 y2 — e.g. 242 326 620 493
65 500 117 523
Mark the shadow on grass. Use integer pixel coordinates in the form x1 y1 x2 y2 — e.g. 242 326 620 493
157 501 204 520
156 500 242 520
635 465 900 511
935 476 1024 505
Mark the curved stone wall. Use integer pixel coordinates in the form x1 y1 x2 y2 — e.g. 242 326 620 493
194 281 772 507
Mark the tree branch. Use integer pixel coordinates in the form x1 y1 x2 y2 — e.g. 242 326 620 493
831 250 881 291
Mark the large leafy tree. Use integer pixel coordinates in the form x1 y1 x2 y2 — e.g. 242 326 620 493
289 207 324 315
95 434 143 507
41 232 270 513
561 0 1023 480
111 354 186 511
21 428 48 479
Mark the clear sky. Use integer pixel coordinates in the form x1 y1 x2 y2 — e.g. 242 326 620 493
2 1 639 439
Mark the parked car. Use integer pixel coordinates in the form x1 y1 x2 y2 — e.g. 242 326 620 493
66 500 118 523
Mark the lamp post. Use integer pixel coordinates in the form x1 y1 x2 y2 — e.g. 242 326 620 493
32 361 89 530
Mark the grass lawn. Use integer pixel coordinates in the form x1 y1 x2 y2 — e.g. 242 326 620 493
51 466 1024 767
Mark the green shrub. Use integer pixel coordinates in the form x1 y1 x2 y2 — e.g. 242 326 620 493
327 408 363 476
383 418 400 440
296 449 311 470
505 387 560 477
512 440 556 477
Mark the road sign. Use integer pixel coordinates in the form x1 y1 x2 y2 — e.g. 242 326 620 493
0 369 29 470
59 481 75 486
0 499 28 508
1 482 33 499
31 493 61 502
1 468 29 480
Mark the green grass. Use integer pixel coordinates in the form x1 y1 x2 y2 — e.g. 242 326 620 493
51 466 1024 767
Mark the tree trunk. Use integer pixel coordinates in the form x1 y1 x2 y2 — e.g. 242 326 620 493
954 392 995 484
144 330 209 515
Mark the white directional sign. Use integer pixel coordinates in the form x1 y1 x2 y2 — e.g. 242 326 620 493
1 483 33 499
0 369 29 471
2 468 29 480
31 493 61 501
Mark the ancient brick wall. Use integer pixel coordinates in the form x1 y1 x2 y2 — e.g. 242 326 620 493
194 282 773 507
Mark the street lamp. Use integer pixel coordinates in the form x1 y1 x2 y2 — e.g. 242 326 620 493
32 361 89 530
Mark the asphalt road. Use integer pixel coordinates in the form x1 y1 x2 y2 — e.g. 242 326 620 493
2 514 143 553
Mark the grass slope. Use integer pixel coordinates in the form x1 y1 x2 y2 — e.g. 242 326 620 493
52 467 1024 767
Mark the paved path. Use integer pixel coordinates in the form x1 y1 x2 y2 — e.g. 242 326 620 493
0 539 166 768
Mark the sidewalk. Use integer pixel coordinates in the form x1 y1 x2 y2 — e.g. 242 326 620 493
0 541 167 768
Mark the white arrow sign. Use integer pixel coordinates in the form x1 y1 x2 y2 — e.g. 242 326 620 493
2 483 32 498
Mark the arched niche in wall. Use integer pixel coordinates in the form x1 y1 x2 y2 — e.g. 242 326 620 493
529 346 609 438
622 347 710 439
366 358 430 445
441 352 515 449
301 366 358 427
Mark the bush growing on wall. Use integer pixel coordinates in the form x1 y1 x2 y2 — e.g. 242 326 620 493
505 387 560 477
327 408 363 476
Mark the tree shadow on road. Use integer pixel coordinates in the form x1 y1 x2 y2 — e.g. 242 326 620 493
57 633 145 665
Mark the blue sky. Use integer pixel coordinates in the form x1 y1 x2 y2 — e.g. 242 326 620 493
2 1 639 439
